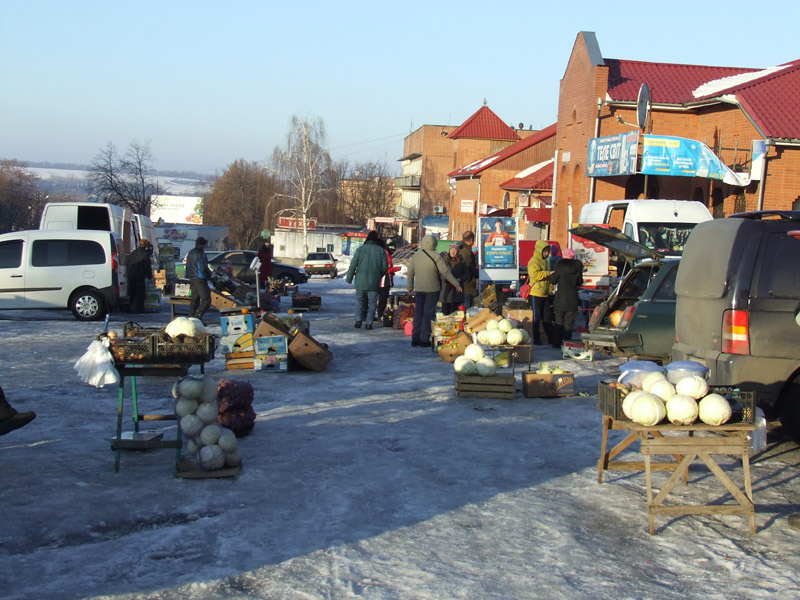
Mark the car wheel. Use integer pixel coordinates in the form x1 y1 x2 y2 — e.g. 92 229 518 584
779 377 800 443
70 289 106 321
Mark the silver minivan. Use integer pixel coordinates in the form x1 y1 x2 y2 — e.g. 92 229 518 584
0 229 127 320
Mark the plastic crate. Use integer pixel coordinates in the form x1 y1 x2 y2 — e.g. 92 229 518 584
122 321 162 337
154 333 216 364
108 336 154 364
597 381 756 424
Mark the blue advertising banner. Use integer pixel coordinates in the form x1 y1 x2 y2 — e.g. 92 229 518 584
641 135 729 179
480 217 517 268
587 131 639 177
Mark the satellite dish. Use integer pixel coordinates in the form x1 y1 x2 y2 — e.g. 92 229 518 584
637 83 650 130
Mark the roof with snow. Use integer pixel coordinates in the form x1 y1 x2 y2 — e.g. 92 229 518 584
500 159 554 191
448 123 557 178
446 104 520 141
604 57 800 141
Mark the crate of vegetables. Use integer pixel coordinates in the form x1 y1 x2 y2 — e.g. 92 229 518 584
153 332 216 364
107 335 154 364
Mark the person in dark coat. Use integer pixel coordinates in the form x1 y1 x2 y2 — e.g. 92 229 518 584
127 239 153 313
549 247 584 347
376 239 400 321
441 243 468 315
345 231 388 330
185 237 213 321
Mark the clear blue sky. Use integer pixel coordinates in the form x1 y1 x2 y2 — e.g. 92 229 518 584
2 0 797 175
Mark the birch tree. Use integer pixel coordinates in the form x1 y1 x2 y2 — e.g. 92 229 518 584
271 116 333 256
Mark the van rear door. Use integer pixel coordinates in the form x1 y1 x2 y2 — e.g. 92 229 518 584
0 233 28 308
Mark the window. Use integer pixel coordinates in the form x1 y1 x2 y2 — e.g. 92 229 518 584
0 240 23 268
651 265 677 301
756 233 800 299
31 239 105 267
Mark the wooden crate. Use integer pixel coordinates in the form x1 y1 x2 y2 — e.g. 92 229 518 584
454 373 516 400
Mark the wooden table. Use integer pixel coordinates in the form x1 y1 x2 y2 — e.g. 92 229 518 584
167 296 192 318
599 417 756 534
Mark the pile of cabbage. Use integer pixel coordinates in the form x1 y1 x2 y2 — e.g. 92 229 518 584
619 371 733 427
474 318 529 347
173 375 242 470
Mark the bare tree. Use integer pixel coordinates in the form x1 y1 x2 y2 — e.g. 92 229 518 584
0 160 40 233
271 116 333 256
89 140 162 215
338 161 398 226
203 159 280 250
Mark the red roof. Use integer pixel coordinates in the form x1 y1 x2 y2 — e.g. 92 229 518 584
446 104 520 141
448 123 557 178
605 58 800 141
605 59 755 104
500 160 554 191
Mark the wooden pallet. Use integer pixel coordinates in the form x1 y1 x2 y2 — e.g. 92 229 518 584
454 373 516 399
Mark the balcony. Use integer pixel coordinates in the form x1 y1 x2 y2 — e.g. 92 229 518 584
394 175 421 189
395 203 420 221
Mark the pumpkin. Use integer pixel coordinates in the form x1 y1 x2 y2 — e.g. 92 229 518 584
698 393 732 426
464 343 485 362
506 328 524 346
641 371 667 393
675 375 709 400
608 310 624 327
629 392 666 426
665 394 699 425
649 379 677 402
475 356 498 377
453 355 476 375
487 329 506 346
199 444 225 470
497 318 514 333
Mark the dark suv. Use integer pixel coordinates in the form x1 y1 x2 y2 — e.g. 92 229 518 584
671 211 800 440
571 226 679 363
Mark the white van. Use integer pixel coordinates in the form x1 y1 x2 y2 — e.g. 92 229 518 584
133 213 159 261
0 229 127 320
577 199 713 257
39 201 136 255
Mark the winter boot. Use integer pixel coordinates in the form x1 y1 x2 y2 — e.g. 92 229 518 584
551 324 564 348
354 321 362 328
0 388 36 436
532 320 543 345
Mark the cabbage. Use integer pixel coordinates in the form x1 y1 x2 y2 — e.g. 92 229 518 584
175 398 198 419
177 375 204 400
649 379 677 402
476 330 491 345
199 423 222 446
453 355 476 375
641 371 667 392
179 414 203 437
665 394 699 425
475 356 498 377
629 393 666 426
464 343 485 362
217 429 238 453
224 449 243 468
675 375 709 400
195 401 220 425
199 376 218 403
497 318 514 333
199 444 225 470
698 393 732 426
487 329 506 346
165 317 201 338
485 319 499 331
506 328 524 346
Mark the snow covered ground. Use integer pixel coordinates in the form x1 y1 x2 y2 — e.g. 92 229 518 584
1 275 799 600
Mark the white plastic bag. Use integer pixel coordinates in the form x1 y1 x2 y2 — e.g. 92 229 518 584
74 340 120 388
749 408 767 455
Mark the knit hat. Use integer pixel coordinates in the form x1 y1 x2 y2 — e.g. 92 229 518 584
562 248 576 259
450 243 461 251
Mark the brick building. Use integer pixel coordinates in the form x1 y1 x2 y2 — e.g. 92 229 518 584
551 31 800 245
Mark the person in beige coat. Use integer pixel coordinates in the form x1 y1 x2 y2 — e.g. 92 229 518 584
407 235 462 347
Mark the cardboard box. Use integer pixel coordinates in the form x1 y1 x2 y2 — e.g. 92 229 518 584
522 371 575 398
225 356 255 370
253 313 291 339
502 306 533 329
254 353 288 372
211 290 238 310
466 308 500 333
437 331 472 363
289 332 333 372
220 313 255 336
220 332 254 354
561 341 594 361
174 282 191 297
254 335 288 355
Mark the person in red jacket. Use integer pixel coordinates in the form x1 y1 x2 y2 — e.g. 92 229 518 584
256 239 274 286
376 239 400 320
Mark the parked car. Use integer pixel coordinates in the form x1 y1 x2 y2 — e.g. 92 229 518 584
303 252 337 278
671 210 800 440
0 229 127 321
570 225 678 363
208 250 308 286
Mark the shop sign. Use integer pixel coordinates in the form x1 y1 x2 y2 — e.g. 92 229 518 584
587 131 639 177
460 199 475 213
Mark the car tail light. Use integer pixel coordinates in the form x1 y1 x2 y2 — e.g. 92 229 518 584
111 248 120 295
617 306 636 329
722 309 749 355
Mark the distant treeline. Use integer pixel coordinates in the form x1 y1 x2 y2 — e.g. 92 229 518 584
25 160 212 181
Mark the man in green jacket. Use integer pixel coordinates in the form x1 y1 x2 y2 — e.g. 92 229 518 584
346 231 388 330
407 234 462 347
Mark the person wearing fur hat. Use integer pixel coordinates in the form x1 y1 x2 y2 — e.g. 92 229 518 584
549 248 584 347
127 238 154 313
